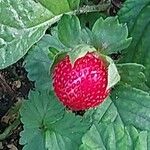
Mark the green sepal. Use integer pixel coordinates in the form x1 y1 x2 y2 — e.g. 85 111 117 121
68 44 97 64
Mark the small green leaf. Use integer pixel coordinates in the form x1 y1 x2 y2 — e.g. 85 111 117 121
58 14 81 48
117 63 149 91
92 17 132 54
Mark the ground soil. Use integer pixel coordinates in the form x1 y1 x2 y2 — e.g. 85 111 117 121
0 59 33 150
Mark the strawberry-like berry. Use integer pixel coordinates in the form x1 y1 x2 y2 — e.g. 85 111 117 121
52 52 110 111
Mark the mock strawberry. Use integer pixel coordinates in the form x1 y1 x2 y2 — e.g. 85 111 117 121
52 52 110 111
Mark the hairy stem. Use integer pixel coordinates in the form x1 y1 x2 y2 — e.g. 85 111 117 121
75 2 111 14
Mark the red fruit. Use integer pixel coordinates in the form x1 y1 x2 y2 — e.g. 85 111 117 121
52 52 110 111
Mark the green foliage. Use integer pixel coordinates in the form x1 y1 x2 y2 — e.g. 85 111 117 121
80 123 150 150
118 0 150 87
24 34 65 90
84 97 123 125
112 84 150 131
38 0 80 15
20 90 90 150
92 17 132 54
58 15 81 48
0 0 80 69
117 63 149 91
1 0 149 149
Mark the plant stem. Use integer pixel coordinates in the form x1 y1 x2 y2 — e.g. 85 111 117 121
0 119 20 141
0 73 15 100
75 2 111 14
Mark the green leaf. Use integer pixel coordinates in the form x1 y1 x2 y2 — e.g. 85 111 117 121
81 28 94 45
20 90 64 150
84 83 150 131
111 84 150 131
0 0 80 69
92 17 132 54
117 63 149 91
67 0 80 10
84 97 123 125
118 0 150 31
24 34 66 90
118 0 150 87
20 127 46 150
38 0 80 15
46 113 90 150
58 14 81 48
79 12 106 29
80 123 150 150
20 90 90 150
0 0 53 69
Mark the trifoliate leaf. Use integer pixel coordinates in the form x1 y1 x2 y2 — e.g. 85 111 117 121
24 34 65 90
92 17 132 54
58 14 82 48
118 0 150 87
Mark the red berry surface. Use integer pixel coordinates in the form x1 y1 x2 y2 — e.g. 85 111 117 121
52 52 109 110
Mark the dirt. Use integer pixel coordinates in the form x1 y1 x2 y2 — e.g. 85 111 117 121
0 59 33 150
